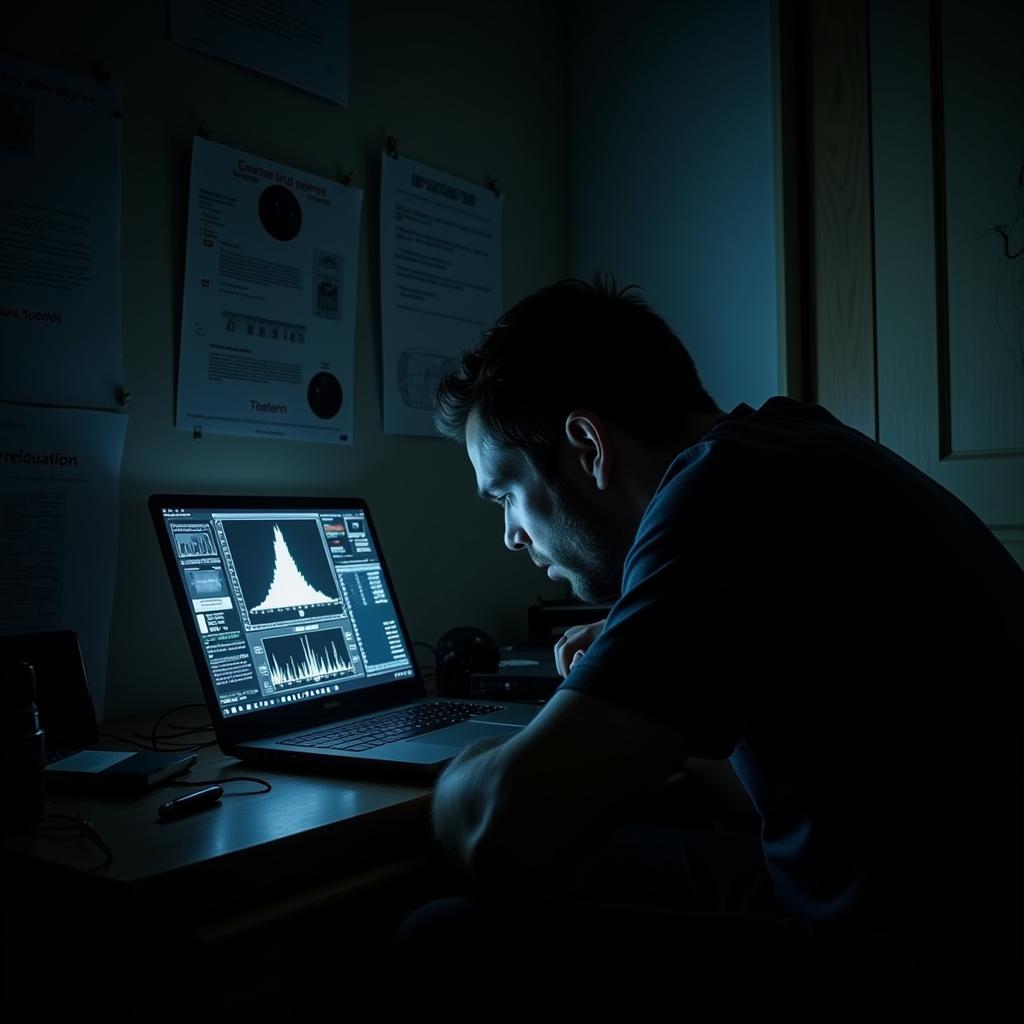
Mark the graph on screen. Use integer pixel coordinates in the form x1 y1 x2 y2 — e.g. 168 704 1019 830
220 517 343 625
264 629 354 689
186 567 227 598
252 525 335 612
175 530 217 557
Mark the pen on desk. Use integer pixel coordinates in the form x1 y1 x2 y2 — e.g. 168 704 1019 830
157 784 223 820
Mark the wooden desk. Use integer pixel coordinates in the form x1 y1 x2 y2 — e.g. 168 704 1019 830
2 729 453 1017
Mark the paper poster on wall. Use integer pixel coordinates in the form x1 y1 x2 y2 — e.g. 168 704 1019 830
379 155 503 437
171 0 350 107
0 402 127 720
0 57 122 409
176 137 362 444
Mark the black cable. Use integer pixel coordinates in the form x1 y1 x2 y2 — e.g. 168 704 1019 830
163 720 215 733
150 703 211 752
29 811 113 872
159 776 272 796
28 776 271 878
98 704 217 752
96 731 172 749
130 730 218 750
95 730 217 752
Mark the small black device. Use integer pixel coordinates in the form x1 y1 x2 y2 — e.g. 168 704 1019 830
157 784 223 820
469 645 561 703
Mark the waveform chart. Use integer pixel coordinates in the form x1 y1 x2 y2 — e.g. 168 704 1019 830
220 517 342 625
185 567 228 599
264 629 353 689
174 528 218 558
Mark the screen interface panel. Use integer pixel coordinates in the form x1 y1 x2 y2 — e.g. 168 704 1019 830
159 505 415 717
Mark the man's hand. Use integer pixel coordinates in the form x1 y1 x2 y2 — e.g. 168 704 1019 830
554 619 607 677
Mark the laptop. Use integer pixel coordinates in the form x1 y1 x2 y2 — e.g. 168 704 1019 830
149 494 541 776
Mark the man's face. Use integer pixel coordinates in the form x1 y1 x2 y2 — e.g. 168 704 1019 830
466 412 626 603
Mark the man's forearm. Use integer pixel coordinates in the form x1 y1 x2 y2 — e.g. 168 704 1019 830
431 736 511 870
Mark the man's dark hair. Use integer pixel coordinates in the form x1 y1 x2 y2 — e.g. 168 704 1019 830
434 275 718 476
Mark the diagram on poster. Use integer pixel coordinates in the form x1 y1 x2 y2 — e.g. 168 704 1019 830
379 155 503 436
176 138 362 444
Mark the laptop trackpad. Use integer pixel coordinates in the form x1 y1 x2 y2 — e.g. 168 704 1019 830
412 722 522 748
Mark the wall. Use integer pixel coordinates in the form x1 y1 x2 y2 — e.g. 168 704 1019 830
566 0 779 412
7 1 569 718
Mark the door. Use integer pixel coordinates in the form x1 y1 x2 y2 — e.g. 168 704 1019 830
777 0 1024 565
870 0 1024 565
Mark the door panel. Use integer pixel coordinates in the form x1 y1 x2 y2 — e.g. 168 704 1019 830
871 0 1024 563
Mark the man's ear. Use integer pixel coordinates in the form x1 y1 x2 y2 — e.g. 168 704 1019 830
564 410 611 490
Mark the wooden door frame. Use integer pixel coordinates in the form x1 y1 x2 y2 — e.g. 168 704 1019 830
771 0 877 438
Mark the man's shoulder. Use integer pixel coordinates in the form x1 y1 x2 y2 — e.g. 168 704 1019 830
639 396 855 553
659 397 874 492
638 431 794 562
712 393 847 438
656 412 789 501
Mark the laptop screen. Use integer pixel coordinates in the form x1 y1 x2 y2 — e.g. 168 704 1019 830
154 501 416 719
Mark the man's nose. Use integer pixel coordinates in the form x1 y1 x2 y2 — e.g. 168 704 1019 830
504 510 530 552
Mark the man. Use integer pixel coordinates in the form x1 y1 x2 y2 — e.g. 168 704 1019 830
394 277 1021 1004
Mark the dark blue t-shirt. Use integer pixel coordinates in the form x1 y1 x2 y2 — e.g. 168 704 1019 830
559 397 1022 939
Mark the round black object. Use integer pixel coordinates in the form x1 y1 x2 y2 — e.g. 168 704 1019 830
436 627 499 698
258 184 302 242
307 371 343 419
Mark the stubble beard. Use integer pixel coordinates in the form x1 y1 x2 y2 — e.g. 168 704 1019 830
549 483 628 604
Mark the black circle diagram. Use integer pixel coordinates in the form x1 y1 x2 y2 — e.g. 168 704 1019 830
307 372 343 419
258 184 302 242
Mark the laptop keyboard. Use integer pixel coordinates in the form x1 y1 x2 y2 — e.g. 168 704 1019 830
279 701 505 752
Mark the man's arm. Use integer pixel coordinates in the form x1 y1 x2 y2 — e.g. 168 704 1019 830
431 735 511 866
431 688 688 904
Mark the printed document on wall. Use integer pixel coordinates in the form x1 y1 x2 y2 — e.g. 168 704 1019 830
0 57 122 408
0 403 127 720
380 155 503 437
171 0 350 107
176 138 362 444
